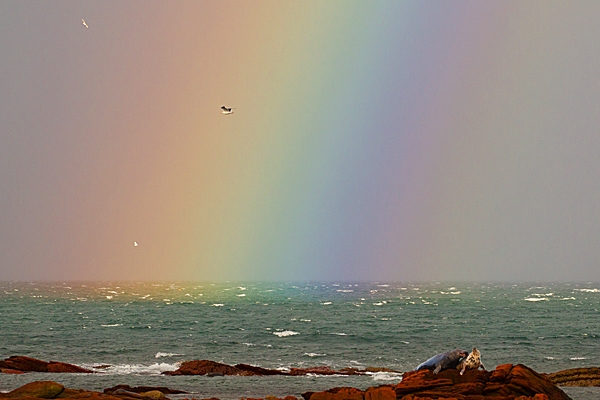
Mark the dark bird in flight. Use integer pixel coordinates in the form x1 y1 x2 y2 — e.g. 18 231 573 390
221 106 235 115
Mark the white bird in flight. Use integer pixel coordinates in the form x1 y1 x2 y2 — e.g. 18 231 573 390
82 19 89 29
133 241 138 247
221 106 235 115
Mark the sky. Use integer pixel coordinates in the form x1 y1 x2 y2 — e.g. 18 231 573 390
1 1 600 282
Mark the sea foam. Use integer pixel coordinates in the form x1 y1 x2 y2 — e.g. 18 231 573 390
87 362 179 375
273 330 299 337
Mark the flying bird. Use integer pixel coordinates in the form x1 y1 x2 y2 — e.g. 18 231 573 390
221 106 235 115
133 241 138 247
82 19 89 29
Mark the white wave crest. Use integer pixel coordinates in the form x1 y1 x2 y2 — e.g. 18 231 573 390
369 372 403 381
101 324 123 327
87 362 179 375
273 330 299 337
212 303 225 307
576 288 600 293
524 298 549 302
570 357 586 360
303 353 326 357
330 332 347 336
155 352 183 358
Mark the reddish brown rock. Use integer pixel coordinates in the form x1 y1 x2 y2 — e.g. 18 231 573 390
234 364 287 376
103 385 188 395
55 388 87 398
544 367 600 387
304 387 365 400
289 366 339 376
0 356 93 374
0 368 25 374
303 364 571 400
0 356 50 372
250 396 298 400
46 362 94 374
163 360 396 377
364 386 396 400
2 381 65 398
0 382 159 400
163 360 259 376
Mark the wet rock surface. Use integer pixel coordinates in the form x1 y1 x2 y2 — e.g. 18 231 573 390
0 357 591 400
303 364 572 400
103 385 189 395
0 365 574 400
0 356 94 374
545 367 600 387
162 360 399 376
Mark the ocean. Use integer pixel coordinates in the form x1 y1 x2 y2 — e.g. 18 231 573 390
0 282 598 399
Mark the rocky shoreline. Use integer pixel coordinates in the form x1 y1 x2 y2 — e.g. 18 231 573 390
1 356 599 400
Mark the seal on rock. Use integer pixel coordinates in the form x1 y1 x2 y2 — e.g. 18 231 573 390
415 348 469 374
456 347 485 375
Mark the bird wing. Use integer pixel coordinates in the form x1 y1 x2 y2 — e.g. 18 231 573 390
221 106 228 111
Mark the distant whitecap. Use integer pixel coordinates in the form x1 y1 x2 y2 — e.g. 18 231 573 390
273 330 299 337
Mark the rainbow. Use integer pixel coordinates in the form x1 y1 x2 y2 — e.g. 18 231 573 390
3 1 596 283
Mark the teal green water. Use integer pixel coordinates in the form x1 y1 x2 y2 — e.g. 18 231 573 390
0 282 598 399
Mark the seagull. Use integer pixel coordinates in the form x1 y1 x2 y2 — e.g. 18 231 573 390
221 106 235 115
82 19 89 29
133 241 138 247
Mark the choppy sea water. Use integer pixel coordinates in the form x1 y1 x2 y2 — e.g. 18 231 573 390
0 282 598 399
